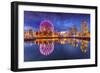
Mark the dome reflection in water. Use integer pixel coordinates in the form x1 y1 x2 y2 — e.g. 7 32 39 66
40 43 54 56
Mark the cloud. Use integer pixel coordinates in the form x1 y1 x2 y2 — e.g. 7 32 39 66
24 25 39 31
24 26 33 31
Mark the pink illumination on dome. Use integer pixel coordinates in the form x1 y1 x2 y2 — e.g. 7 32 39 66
40 20 54 32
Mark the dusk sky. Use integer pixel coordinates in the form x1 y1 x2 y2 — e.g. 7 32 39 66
24 11 90 32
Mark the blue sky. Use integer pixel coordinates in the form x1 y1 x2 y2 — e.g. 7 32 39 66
24 11 90 32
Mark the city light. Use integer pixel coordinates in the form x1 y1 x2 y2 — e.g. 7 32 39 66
24 20 90 55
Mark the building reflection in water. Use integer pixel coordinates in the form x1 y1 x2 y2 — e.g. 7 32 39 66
32 38 89 56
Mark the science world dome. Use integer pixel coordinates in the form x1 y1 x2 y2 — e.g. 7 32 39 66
40 20 54 32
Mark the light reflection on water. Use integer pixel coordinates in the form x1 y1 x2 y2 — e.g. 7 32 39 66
24 38 90 61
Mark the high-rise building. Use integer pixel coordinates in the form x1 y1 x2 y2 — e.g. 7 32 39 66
81 20 89 37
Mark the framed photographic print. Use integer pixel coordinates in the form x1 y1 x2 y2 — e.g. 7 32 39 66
11 1 97 71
